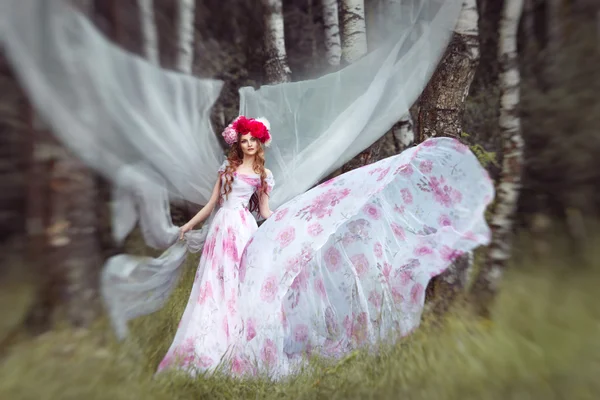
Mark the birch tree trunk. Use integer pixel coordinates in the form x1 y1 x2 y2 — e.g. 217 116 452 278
176 0 196 74
321 0 342 66
138 0 160 65
415 0 480 317
264 0 292 83
340 0 367 64
471 0 524 315
416 0 479 142
391 116 415 152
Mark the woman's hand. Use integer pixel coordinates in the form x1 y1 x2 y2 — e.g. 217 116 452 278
179 223 193 240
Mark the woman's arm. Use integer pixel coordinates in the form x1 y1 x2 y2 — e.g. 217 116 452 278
179 177 221 239
259 191 273 220
258 169 274 219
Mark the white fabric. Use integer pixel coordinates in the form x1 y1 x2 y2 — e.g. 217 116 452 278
0 0 463 337
156 138 494 378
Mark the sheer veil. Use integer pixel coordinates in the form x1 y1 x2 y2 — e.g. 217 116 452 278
0 0 462 337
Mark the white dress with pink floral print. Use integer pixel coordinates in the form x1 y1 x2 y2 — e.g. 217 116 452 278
157 137 494 379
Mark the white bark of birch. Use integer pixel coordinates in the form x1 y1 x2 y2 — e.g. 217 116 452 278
176 0 196 74
472 0 525 310
341 0 367 63
264 0 292 83
321 0 342 66
137 0 159 65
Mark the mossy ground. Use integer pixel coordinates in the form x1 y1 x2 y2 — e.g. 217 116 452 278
1 234 599 400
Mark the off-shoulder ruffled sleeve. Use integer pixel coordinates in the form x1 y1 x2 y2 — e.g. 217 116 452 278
217 159 229 174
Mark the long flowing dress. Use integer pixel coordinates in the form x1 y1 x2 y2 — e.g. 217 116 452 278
157 137 494 378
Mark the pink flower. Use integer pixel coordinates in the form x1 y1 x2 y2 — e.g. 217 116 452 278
438 214 452 227
377 167 391 181
414 246 433 256
298 188 351 220
363 203 381 220
274 208 289 221
368 290 382 309
429 176 463 207
350 253 369 278
352 313 368 344
423 139 437 147
285 254 302 274
238 258 248 283
291 265 309 293
399 270 413 285
373 242 383 259
410 283 424 305
324 246 342 272
280 307 288 330
343 315 353 337
325 307 338 335
202 234 217 262
439 245 464 262
222 316 230 338
391 223 406 240
198 354 214 368
392 287 405 304
314 278 327 299
222 125 238 145
294 324 309 342
260 276 278 303
401 188 413 204
261 339 277 366
347 218 370 235
224 227 239 262
197 282 213 305
246 318 257 341
396 164 414 176
231 356 250 375
464 231 478 241
276 226 296 248
382 262 392 283
394 204 405 214
227 297 237 317
307 222 324 237
239 209 247 225
419 160 433 173
452 140 469 153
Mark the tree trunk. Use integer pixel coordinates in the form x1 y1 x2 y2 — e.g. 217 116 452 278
264 0 292 83
23 104 53 333
340 0 367 64
138 0 160 65
470 0 524 316
176 0 196 74
391 116 415 153
416 0 480 317
47 144 102 327
321 0 342 66
416 0 479 142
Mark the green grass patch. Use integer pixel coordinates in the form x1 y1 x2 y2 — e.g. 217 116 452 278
1 236 599 400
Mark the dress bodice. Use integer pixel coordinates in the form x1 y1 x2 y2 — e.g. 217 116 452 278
218 160 274 210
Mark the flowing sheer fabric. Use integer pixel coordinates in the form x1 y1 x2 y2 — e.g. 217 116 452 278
156 138 494 379
0 0 463 337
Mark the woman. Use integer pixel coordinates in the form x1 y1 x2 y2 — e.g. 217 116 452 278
157 115 494 379
157 116 275 374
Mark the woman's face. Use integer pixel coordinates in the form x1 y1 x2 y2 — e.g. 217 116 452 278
239 133 259 156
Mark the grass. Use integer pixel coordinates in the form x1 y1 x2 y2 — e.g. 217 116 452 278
1 235 599 400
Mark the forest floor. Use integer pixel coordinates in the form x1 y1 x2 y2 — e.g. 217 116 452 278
0 233 599 400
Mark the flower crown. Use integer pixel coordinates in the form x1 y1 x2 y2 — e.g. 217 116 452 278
222 116 272 147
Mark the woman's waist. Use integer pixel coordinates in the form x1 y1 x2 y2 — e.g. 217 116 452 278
219 201 251 211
